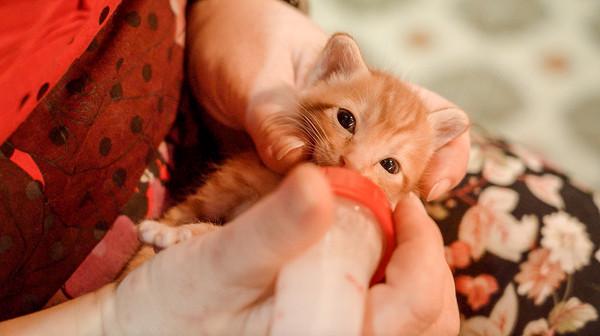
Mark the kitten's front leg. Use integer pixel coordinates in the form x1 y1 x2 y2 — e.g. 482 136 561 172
138 220 219 250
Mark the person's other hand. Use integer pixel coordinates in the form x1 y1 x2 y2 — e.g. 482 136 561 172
187 0 327 173
100 164 334 335
364 193 460 336
411 86 471 202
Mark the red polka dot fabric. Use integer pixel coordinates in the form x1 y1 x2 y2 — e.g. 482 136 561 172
0 0 123 144
0 0 183 319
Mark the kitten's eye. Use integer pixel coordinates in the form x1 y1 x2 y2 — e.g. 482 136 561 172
337 108 356 134
380 158 400 174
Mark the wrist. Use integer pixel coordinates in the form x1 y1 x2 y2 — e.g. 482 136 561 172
0 283 117 336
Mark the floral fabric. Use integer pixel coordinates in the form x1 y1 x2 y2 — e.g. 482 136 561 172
429 131 600 335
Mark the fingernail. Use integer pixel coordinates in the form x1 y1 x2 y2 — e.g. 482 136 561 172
275 138 304 161
427 178 451 202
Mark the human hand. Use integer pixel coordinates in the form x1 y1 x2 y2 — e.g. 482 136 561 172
100 164 334 335
364 193 460 336
187 0 470 189
0 166 458 335
186 0 327 172
411 86 471 202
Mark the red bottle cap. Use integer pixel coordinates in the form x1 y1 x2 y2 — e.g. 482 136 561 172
320 167 395 285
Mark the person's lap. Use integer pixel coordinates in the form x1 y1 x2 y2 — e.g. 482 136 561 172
430 131 599 335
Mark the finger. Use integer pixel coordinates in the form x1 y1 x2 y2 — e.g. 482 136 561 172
246 96 308 174
408 84 471 202
421 271 460 336
139 164 333 314
207 163 333 287
365 193 448 335
388 193 446 283
257 131 306 174
421 131 470 202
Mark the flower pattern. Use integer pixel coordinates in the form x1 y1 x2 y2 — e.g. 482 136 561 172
508 143 543 172
515 248 565 305
484 147 526 186
458 186 538 262
445 241 472 270
467 144 526 185
431 135 599 335
525 174 564 209
467 143 484 174
456 274 499 310
523 318 552 336
548 297 598 333
460 284 518 336
541 212 593 273
522 297 599 335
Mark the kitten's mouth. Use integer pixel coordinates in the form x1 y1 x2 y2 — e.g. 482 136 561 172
300 136 341 167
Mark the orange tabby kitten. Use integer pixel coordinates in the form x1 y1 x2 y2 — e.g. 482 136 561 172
125 34 469 271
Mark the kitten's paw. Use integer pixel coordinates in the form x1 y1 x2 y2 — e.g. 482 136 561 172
138 220 160 244
138 220 190 250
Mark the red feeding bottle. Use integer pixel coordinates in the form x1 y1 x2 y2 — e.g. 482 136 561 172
271 167 395 336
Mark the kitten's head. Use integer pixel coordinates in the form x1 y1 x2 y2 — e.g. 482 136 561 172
294 34 469 204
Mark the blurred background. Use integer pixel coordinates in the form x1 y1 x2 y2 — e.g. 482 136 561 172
309 0 600 189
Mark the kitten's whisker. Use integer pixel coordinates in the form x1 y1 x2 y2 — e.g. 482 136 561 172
266 114 318 147
298 104 333 146
313 115 332 146
300 112 326 145
295 112 317 142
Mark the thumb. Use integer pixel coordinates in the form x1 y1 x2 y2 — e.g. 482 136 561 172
246 97 308 174
408 83 471 201
209 163 333 287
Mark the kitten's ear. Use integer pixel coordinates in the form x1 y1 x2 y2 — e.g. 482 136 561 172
428 108 470 150
305 33 368 86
